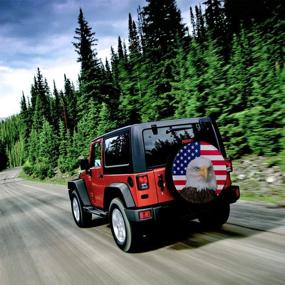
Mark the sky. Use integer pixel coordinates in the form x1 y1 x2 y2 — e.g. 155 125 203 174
0 0 200 118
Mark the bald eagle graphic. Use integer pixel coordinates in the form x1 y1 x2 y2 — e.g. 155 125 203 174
180 156 217 204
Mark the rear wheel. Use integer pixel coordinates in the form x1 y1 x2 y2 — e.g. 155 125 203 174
71 191 92 227
199 203 230 228
109 198 136 252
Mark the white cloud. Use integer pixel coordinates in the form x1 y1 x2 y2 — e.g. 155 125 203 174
0 66 31 117
97 35 123 61
0 57 80 118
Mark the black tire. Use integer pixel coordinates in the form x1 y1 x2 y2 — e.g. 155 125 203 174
199 203 230 228
71 191 92 228
109 198 135 252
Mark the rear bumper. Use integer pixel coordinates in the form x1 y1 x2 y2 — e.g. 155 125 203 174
125 185 240 223
125 204 171 223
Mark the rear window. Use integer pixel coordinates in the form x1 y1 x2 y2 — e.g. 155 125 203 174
143 122 218 168
104 132 130 167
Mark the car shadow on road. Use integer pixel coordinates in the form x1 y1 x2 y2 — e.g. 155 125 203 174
128 201 285 253
88 216 108 227
131 219 247 253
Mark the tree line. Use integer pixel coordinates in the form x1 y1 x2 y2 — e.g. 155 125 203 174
0 0 284 177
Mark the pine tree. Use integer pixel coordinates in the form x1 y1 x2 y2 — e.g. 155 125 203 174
97 103 116 135
219 33 251 157
118 20 143 125
242 27 284 155
195 5 206 43
75 100 98 157
202 39 227 120
190 7 196 37
30 68 52 130
172 40 201 119
128 13 141 56
141 0 186 60
32 96 44 132
28 128 39 164
35 120 58 178
64 74 77 130
203 0 229 57
50 81 62 130
138 0 187 120
57 120 77 173
73 8 103 113
20 93 32 160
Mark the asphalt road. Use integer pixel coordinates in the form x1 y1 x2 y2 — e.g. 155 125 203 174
1 168 285 285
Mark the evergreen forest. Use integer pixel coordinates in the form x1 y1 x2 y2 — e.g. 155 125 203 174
0 0 284 178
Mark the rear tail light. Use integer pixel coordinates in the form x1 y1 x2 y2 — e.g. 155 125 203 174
139 210 152 220
136 175 149 190
225 158 233 172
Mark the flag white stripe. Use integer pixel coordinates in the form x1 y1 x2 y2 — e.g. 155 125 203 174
173 175 186 180
200 145 219 150
173 175 226 181
176 185 184 191
213 165 227 170
200 155 224 160
216 175 227 180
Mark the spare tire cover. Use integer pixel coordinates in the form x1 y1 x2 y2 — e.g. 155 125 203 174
169 141 227 204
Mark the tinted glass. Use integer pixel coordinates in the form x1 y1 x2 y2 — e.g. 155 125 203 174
143 123 218 168
104 132 130 166
94 143 101 167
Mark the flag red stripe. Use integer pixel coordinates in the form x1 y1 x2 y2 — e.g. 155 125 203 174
211 160 226 165
173 180 187 186
216 180 226 184
173 181 225 184
214 170 227 175
200 150 221 155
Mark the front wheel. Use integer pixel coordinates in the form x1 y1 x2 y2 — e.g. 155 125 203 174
109 198 136 252
199 203 230 228
71 191 92 227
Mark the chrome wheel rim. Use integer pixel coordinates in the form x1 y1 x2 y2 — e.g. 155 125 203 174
72 197 80 222
112 208 126 244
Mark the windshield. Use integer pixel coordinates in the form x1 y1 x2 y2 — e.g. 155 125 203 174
143 122 219 168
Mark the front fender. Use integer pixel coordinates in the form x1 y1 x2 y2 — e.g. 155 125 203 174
68 179 91 206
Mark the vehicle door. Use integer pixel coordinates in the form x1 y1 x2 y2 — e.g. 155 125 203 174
89 139 105 208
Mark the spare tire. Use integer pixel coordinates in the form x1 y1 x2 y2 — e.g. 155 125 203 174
166 141 227 204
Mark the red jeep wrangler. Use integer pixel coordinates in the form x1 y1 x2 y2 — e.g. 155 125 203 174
68 117 240 251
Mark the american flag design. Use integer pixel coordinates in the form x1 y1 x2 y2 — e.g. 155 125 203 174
172 141 227 194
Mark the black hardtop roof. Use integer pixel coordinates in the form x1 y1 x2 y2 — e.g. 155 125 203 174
92 117 213 142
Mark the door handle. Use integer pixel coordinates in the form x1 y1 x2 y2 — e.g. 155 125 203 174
97 173 103 179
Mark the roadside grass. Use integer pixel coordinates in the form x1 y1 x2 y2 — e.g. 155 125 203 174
232 155 285 206
19 169 79 186
237 181 285 205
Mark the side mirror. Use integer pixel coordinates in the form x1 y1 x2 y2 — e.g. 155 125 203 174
80 158 89 171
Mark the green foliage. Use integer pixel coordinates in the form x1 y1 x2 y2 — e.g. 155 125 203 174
97 103 116 135
57 121 79 174
23 161 33 176
0 115 25 167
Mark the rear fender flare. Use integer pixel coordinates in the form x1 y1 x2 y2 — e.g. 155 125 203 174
104 183 135 210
